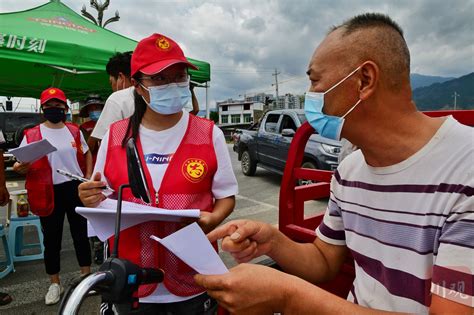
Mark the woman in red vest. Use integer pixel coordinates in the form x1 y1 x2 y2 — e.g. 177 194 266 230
13 87 92 306
78 34 238 314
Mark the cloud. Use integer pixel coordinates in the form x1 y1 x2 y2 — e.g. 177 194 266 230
242 16 266 33
1 0 473 110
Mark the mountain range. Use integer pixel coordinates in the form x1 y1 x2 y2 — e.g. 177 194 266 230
410 73 455 90
412 72 474 110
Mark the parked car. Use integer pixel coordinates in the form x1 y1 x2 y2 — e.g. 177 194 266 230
0 112 43 167
233 109 341 177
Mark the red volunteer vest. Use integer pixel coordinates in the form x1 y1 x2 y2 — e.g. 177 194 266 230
25 123 86 216
80 120 96 136
80 120 98 165
104 115 218 298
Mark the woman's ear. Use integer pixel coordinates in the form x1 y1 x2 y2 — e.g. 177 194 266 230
131 78 142 94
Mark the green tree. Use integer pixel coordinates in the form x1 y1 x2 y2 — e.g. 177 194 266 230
210 111 219 123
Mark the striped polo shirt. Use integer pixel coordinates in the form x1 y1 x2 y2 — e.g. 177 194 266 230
316 116 473 312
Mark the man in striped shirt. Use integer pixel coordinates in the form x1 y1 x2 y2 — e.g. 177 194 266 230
194 13 473 314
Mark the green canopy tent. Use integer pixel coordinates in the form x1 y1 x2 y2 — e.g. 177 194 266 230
0 0 211 101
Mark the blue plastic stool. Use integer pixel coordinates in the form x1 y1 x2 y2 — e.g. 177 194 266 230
0 224 14 278
8 215 45 262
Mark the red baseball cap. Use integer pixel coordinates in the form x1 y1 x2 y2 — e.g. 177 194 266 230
40 87 67 106
131 33 198 77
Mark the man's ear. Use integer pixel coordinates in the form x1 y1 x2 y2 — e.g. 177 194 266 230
358 61 379 101
119 72 132 86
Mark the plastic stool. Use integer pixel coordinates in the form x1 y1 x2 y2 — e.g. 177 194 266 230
0 224 14 278
8 215 45 262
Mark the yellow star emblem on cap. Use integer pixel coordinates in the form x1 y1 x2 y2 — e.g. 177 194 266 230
156 37 170 50
49 89 56 94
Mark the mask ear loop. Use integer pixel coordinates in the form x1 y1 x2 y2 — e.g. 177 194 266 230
342 99 362 119
324 65 362 95
137 82 151 105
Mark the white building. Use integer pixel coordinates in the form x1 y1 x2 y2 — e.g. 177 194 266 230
217 99 264 125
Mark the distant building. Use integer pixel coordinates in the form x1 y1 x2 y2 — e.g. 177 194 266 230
274 93 302 109
217 98 264 125
244 93 274 105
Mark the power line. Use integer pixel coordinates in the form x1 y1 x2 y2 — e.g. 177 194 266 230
212 70 274 74
213 65 275 70
278 74 307 84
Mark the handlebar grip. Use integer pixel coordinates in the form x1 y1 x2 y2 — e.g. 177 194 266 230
140 268 164 284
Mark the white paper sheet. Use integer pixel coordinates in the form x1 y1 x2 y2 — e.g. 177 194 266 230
87 221 97 237
151 223 228 275
76 199 200 241
9 139 57 163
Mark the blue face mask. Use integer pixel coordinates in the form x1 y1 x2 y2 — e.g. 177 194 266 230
141 81 191 115
89 110 101 121
304 66 362 140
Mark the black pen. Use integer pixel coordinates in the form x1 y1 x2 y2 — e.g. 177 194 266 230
56 169 114 192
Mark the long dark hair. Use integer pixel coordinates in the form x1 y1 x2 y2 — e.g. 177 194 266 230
121 73 147 147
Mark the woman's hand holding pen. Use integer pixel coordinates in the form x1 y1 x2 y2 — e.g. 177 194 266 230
78 172 107 207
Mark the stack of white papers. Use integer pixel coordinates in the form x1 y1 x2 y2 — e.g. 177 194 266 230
9 139 57 163
76 199 200 241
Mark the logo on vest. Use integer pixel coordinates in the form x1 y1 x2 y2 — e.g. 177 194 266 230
70 140 83 153
182 158 207 183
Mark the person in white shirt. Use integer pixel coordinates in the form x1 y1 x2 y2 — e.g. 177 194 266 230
13 87 92 306
89 52 135 151
79 33 237 314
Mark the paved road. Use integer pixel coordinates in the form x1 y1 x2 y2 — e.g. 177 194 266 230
0 144 327 314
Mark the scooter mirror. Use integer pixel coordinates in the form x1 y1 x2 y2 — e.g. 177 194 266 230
126 138 151 204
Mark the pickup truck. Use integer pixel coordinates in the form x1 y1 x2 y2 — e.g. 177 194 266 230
233 109 341 177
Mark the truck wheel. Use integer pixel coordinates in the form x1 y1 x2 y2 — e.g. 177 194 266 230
298 161 317 185
15 123 37 146
241 150 257 176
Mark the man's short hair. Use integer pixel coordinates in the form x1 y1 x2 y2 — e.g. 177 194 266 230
330 13 411 91
106 51 132 79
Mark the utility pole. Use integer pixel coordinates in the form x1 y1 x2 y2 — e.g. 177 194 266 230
271 68 280 109
452 91 460 110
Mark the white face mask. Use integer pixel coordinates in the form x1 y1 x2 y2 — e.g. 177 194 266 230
140 81 191 115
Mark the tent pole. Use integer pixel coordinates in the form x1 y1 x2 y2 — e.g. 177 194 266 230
206 82 209 119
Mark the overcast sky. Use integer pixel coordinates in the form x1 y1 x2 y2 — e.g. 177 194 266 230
1 0 473 110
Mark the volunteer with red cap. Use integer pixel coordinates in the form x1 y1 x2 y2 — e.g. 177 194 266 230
13 87 92 306
79 33 237 314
